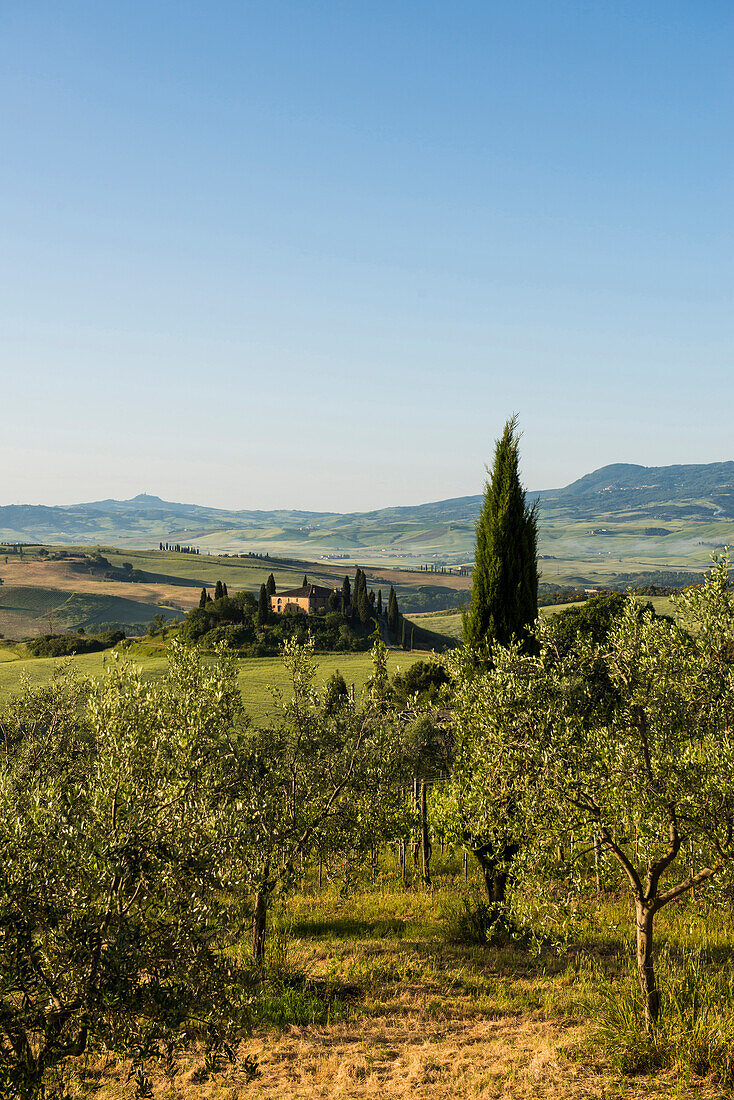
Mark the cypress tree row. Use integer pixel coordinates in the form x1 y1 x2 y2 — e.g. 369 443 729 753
464 416 538 649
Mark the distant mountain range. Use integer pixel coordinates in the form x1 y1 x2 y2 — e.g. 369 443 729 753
1 462 733 563
536 461 734 517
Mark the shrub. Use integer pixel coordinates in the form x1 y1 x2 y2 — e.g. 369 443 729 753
441 889 522 946
26 630 125 657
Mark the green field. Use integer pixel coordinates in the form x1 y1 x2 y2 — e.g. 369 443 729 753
98 547 338 593
100 546 701 615
406 609 464 640
407 593 679 643
0 645 429 722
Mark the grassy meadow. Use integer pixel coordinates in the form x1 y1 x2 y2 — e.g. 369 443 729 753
0 547 472 637
0 642 429 721
0 540 705 644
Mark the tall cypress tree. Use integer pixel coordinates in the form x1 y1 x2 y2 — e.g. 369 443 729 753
258 583 269 626
222 582 228 597
351 570 362 621
464 416 538 649
387 586 399 639
199 587 207 609
266 573 276 597
357 584 371 627
341 574 351 612
214 580 224 600
302 574 308 587
377 589 382 617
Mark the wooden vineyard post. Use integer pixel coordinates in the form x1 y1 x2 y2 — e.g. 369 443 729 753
420 779 432 887
412 777 420 866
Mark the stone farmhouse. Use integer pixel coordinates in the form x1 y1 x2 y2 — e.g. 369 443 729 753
271 583 338 616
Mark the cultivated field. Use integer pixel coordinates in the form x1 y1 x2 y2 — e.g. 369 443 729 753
0 549 471 637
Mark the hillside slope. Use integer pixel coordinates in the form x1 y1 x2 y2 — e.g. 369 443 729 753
2 462 732 573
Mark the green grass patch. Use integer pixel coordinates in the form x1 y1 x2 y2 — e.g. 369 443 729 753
0 646 429 721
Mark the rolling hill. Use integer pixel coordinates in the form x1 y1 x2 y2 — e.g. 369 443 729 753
1 462 732 577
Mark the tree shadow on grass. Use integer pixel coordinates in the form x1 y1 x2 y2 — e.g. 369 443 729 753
290 917 407 940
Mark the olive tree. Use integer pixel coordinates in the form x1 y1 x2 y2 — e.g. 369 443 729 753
444 554 734 1031
232 638 409 962
433 643 546 905
0 646 254 1099
542 556 734 1030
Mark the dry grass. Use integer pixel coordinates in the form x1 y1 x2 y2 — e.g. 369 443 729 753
92 1008 720 1100
238 1015 585 1099
0 558 201 612
367 566 471 592
84 878 729 1100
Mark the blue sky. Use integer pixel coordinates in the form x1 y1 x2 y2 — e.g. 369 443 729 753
1 1 732 510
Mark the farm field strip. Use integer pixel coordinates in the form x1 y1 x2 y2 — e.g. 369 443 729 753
0 560 201 610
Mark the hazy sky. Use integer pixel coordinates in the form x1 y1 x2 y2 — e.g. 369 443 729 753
2 1 732 511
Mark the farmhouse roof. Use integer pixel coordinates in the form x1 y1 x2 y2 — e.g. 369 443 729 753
276 584 335 599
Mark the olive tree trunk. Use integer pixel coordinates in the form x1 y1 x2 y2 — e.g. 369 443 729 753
473 841 518 905
252 880 270 965
636 900 659 1029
